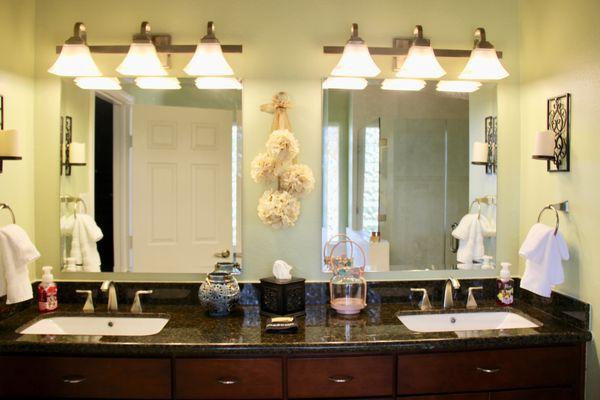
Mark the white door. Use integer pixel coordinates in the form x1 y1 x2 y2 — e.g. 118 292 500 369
132 105 232 273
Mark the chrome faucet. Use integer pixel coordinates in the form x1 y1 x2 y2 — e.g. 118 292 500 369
443 278 460 309
100 280 118 312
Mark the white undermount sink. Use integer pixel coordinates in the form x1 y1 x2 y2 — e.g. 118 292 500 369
398 311 540 333
18 314 170 336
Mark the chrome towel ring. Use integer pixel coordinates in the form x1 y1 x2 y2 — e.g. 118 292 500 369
0 203 16 224
537 201 569 235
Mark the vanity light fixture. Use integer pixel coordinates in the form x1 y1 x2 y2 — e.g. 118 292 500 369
116 22 168 76
195 77 242 90
459 28 509 80
322 77 368 90
396 26 445 79
74 77 122 90
330 23 380 78
185 22 234 76
0 95 22 174
135 77 181 90
49 23 101 77
436 80 481 93
381 78 426 91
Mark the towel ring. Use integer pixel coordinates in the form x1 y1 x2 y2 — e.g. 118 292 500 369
0 203 16 224
537 205 560 235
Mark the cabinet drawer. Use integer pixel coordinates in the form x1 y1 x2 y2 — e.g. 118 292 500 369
0 356 171 399
397 346 581 395
287 355 394 398
175 358 283 399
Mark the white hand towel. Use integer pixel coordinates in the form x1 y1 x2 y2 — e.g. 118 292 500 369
519 223 569 297
72 214 103 272
0 224 40 304
452 213 485 264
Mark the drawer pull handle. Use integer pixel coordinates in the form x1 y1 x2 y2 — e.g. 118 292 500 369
476 367 501 374
62 375 86 384
328 375 353 383
216 377 239 385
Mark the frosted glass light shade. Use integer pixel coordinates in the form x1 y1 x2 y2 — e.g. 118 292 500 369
116 43 167 76
322 77 368 90
48 44 101 77
532 131 555 159
331 42 380 78
396 45 445 79
184 42 234 76
195 77 242 90
0 130 21 157
472 141 489 164
459 48 509 80
75 77 121 90
135 77 181 90
381 78 426 91
69 142 86 164
436 80 482 93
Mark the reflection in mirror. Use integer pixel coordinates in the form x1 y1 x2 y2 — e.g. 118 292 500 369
59 79 242 273
322 81 497 272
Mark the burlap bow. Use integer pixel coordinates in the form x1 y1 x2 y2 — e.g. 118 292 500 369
260 92 293 132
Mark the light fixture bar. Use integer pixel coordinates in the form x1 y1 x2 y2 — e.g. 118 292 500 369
323 44 502 58
56 44 243 54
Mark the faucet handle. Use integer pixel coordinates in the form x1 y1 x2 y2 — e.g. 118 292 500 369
76 290 94 312
466 286 484 309
131 290 153 313
410 288 432 311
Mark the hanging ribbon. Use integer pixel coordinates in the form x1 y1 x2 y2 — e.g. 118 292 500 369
260 92 293 132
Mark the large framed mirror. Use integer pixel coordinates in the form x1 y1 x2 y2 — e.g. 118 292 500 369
322 80 497 272
59 78 242 274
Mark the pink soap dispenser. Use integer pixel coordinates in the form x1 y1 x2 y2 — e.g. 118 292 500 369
38 266 58 312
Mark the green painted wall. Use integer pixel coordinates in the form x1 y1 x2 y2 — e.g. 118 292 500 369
31 0 521 282
519 0 600 397
0 0 36 280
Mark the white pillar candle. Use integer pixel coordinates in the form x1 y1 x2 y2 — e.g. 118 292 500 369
532 130 555 159
0 130 21 157
68 142 86 164
472 141 489 164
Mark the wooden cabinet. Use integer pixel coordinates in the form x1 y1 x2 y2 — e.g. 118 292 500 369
175 357 283 399
397 346 580 396
0 345 585 399
287 355 394 398
0 356 171 399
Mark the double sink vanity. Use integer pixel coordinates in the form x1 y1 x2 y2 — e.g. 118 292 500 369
0 279 590 400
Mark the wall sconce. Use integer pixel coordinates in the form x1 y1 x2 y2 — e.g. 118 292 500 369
459 28 509 80
185 22 235 76
472 116 497 174
53 21 243 81
396 25 445 79
60 116 86 176
117 22 167 76
532 93 571 172
0 95 22 174
330 23 381 78
49 23 101 77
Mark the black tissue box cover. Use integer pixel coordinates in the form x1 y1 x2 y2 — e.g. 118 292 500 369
260 277 306 317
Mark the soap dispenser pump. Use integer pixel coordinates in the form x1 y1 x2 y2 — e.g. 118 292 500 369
496 262 514 306
38 266 58 312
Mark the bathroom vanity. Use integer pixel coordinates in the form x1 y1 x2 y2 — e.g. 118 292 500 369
0 281 590 400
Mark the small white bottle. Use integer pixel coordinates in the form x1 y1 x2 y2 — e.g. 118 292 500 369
481 256 495 270
38 266 58 313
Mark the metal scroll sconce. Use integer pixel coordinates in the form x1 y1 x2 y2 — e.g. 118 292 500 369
60 116 86 176
532 94 571 172
0 95 23 173
484 116 497 174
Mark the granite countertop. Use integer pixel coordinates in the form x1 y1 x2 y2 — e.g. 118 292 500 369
0 298 591 357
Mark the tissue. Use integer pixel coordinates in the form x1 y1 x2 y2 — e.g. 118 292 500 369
273 259 293 280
